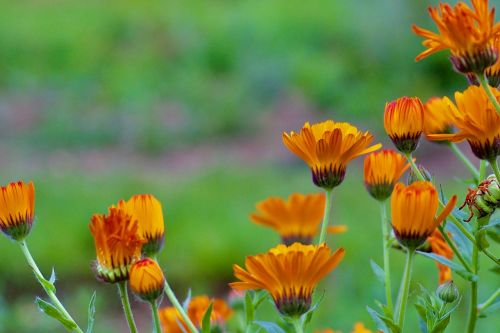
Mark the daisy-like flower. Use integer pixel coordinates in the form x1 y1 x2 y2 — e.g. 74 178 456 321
427 86 500 161
89 204 145 283
413 0 500 74
122 194 165 257
250 193 346 245
424 97 457 138
485 37 500 87
391 181 457 249
129 258 165 302
283 120 381 189
428 230 454 284
0 181 35 241
384 97 425 154
363 150 410 201
230 243 345 317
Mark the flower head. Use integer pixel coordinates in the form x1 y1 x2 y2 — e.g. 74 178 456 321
122 194 165 257
427 86 500 160
159 307 186 333
424 97 457 138
384 97 425 154
129 258 165 302
89 204 145 283
413 0 500 74
230 243 344 317
391 181 457 249
250 193 326 245
283 120 381 189
0 181 35 241
485 37 500 87
363 150 410 201
428 230 454 284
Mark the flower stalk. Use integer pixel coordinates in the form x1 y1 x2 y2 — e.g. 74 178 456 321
318 189 333 244
489 158 500 184
118 281 138 333
164 280 200 333
448 143 480 180
151 300 162 333
379 201 393 311
479 287 500 314
477 73 500 115
395 248 415 332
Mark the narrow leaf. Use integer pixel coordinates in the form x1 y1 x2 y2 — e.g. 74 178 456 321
201 302 213 333
86 292 96 333
182 289 192 311
479 300 500 318
370 259 386 285
366 306 388 333
245 292 254 325
445 222 472 262
254 321 286 333
49 268 57 284
430 315 450 333
35 297 77 331
416 251 478 281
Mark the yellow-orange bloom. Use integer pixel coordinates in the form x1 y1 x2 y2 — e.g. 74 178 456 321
0 181 35 241
129 258 165 302
424 97 457 138
363 150 410 201
384 97 425 154
250 193 326 245
314 330 341 333
159 307 186 333
123 194 165 257
427 86 500 160
428 230 454 284
391 181 457 249
89 204 145 283
413 0 500 74
485 37 500 87
283 120 381 189
351 323 373 333
230 243 345 316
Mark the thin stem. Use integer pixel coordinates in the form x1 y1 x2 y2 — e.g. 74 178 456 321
395 248 415 332
380 201 393 311
437 225 472 272
118 282 138 333
151 300 162 333
490 158 500 182
477 73 500 115
479 287 500 314
448 143 479 180
19 241 83 333
291 317 304 333
164 280 199 333
405 153 425 181
466 239 479 333
318 189 333 244
479 160 486 181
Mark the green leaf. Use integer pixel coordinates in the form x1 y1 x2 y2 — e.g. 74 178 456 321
414 303 427 322
35 297 77 331
445 222 472 263
366 306 388 333
201 302 213 333
416 251 478 281
32 269 56 293
375 300 393 318
417 316 429 333
244 292 254 325
182 289 192 311
49 268 57 284
254 321 286 333
430 315 450 333
86 292 96 333
479 300 500 318
370 259 386 285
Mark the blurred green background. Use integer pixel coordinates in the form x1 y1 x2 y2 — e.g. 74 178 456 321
0 0 498 332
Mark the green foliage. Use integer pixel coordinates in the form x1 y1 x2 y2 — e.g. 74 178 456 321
86 292 96 333
414 285 461 333
35 297 78 331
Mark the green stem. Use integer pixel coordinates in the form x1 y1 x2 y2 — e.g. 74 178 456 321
479 160 486 181
164 280 199 333
19 241 83 333
478 287 500 314
405 153 425 181
291 317 304 333
489 158 500 183
395 248 415 332
448 143 480 180
437 225 472 272
318 189 333 244
380 201 393 311
477 72 500 115
466 239 479 333
118 282 138 333
151 300 162 333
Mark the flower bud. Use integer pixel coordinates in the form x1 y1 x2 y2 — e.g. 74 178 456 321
129 258 165 302
406 165 432 185
0 181 35 241
436 280 459 303
384 97 424 154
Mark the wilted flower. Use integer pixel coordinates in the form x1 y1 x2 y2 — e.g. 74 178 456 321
0 181 35 241
129 258 165 302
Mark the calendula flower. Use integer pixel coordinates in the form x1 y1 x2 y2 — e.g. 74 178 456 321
485 37 500 87
0 181 35 241
89 204 145 283
428 230 454 284
413 0 500 74
230 243 345 317
427 86 500 161
283 120 381 189
384 97 425 154
123 194 165 257
391 181 457 249
250 193 345 244
129 258 165 302
159 307 186 333
351 323 373 333
424 97 457 138
363 150 410 201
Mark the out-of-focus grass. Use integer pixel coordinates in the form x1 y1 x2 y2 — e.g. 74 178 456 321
0 160 498 332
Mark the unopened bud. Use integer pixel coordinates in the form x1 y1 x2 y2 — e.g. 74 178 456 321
437 280 459 303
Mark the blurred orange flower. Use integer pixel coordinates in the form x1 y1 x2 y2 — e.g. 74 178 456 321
428 230 454 284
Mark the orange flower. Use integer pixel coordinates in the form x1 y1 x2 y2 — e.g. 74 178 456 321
129 258 165 302
351 323 373 333
427 86 500 161
485 37 500 87
251 193 340 245
391 181 457 249
231 243 344 316
363 150 410 201
413 0 500 74
314 330 341 333
428 230 454 284
123 194 165 257
384 97 425 154
0 181 35 241
423 97 457 138
89 204 145 283
283 120 381 189
159 307 186 333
